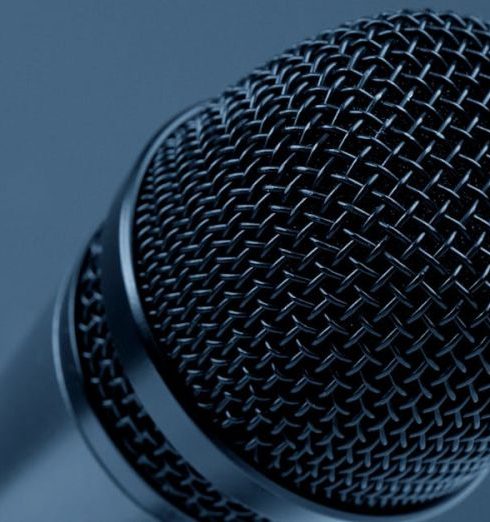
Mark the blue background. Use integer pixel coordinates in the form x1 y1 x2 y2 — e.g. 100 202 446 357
0 1 489 520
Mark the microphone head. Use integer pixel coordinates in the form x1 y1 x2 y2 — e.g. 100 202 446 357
77 9 490 520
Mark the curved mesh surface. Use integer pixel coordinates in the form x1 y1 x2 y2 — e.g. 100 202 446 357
132 10 490 512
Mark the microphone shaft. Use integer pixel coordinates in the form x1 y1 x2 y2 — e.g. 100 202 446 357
0 283 180 521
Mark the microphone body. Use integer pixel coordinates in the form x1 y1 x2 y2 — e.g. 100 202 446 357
2 9 490 522
0 278 185 521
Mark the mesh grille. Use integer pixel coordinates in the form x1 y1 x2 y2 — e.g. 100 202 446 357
75 233 264 521
132 10 490 512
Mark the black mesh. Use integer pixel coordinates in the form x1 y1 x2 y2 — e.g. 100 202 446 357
132 10 490 513
75 233 264 521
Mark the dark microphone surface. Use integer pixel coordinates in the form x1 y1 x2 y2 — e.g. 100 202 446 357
2 9 490 522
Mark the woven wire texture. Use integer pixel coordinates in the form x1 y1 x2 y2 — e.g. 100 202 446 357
132 10 490 513
75 233 263 521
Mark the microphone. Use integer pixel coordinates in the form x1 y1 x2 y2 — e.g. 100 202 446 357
1 9 490 521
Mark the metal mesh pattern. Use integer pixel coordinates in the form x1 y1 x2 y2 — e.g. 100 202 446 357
75 233 263 521
133 11 490 513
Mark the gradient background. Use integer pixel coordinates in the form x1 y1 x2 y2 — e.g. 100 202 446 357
1 1 489 520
